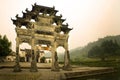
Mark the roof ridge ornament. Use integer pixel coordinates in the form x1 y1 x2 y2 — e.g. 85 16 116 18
15 14 19 18
22 11 24 14
66 23 68 26
53 6 55 10
11 18 14 21
34 3 37 6
60 14 62 18
25 8 29 12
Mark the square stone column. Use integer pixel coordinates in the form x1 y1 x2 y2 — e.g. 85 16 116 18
63 43 72 71
30 50 38 72
30 38 38 72
51 45 59 71
13 37 21 72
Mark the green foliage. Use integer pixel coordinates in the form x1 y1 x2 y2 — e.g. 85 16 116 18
88 46 103 58
0 35 12 57
57 35 120 62
71 60 120 68
88 40 120 60
40 56 46 63
101 40 119 55
69 35 120 61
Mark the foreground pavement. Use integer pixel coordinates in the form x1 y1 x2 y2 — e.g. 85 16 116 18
0 62 115 80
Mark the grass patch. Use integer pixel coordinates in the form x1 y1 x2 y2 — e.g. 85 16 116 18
71 60 120 68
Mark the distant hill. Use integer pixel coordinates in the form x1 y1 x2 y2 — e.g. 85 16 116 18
69 35 120 61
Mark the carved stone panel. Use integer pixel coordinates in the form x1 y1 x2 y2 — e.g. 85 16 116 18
37 17 51 26
16 28 32 36
19 36 32 45
34 25 55 32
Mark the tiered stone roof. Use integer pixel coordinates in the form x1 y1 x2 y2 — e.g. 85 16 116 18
11 3 72 33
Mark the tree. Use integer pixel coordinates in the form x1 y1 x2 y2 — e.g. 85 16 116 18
101 40 120 57
88 40 120 61
88 45 104 61
40 56 46 63
0 35 12 58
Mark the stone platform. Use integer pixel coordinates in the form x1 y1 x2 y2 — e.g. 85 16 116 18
0 62 115 80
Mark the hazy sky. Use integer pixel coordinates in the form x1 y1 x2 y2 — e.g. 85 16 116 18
0 0 120 51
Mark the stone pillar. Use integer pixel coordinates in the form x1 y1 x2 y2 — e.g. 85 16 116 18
51 44 59 71
13 37 21 72
63 43 72 71
25 56 26 62
30 38 38 72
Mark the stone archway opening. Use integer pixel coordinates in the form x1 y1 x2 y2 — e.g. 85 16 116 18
30 19 35 22
44 50 52 63
56 46 65 62
36 44 52 63
21 26 27 29
60 31 64 35
19 43 31 62
19 43 31 49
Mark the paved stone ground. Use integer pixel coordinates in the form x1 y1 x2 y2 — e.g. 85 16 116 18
0 62 115 80
0 62 52 68
0 62 79 69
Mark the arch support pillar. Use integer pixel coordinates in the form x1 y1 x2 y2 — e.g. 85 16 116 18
63 43 72 71
13 37 21 72
30 38 38 72
51 43 59 71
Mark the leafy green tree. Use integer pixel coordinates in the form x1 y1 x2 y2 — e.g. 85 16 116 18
101 40 120 56
0 35 12 57
40 56 46 63
88 45 104 61
88 40 120 61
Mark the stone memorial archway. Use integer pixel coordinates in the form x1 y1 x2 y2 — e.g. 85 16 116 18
11 3 72 72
